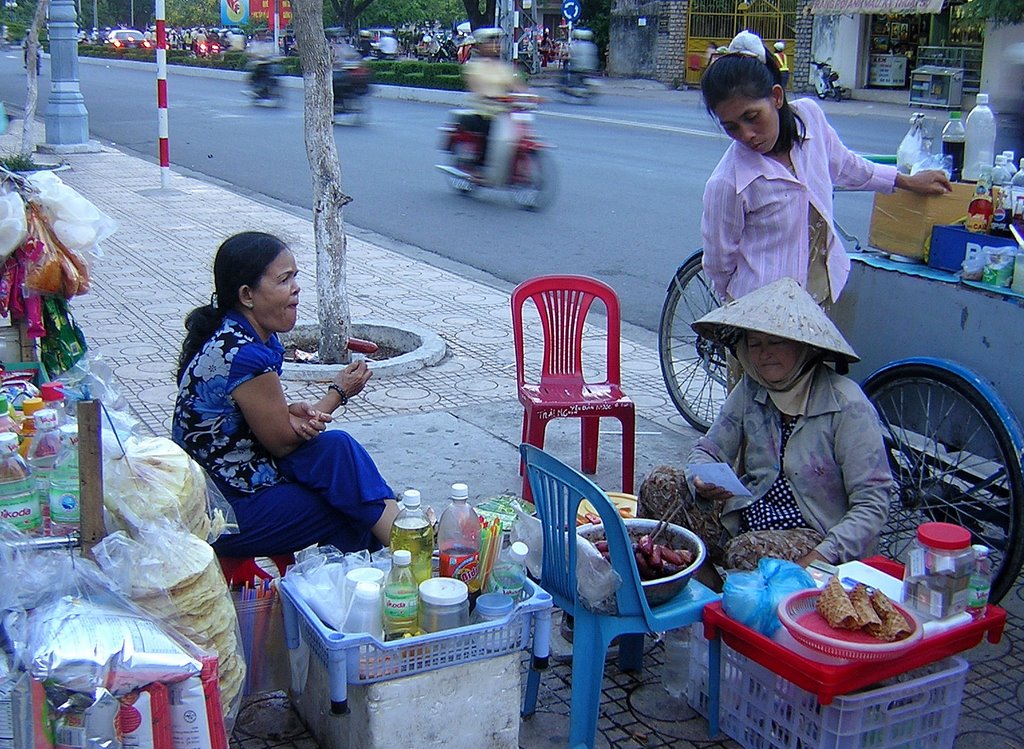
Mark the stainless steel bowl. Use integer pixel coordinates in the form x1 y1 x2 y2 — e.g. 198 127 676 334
578 518 707 606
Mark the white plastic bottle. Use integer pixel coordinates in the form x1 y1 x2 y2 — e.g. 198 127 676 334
966 545 992 620
437 482 481 592
963 93 997 182
48 425 80 536
343 581 384 640
389 489 434 584
26 409 61 534
0 432 39 533
485 541 529 601
662 627 691 700
383 549 419 639
991 155 1014 235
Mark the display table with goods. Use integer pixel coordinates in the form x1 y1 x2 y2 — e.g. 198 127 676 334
698 557 1006 745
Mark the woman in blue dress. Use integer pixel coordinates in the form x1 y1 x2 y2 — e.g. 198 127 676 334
173 232 399 557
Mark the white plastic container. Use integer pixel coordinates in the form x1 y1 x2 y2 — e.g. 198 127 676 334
418 577 469 633
661 627 690 700
343 581 384 641
963 93 997 182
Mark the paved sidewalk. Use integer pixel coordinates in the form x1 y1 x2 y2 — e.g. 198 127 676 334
2 114 1022 748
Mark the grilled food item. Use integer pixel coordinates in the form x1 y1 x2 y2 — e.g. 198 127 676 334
815 576 860 630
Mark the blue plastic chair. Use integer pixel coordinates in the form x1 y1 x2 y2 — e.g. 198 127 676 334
519 444 720 749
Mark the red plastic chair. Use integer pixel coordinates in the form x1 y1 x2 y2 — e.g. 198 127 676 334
218 553 295 588
511 275 635 499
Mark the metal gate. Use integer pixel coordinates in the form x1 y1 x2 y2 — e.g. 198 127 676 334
685 0 797 86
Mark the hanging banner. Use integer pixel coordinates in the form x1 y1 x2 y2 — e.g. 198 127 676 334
250 0 293 27
221 0 249 25
810 0 943 14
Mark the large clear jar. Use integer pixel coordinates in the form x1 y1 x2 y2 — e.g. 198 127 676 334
418 577 470 633
902 522 974 620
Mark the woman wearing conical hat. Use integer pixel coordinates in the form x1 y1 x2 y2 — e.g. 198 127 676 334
639 278 893 576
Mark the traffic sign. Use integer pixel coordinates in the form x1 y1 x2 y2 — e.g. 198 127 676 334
561 0 581 22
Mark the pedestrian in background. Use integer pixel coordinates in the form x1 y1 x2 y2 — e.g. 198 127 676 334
772 40 789 89
698 30 951 308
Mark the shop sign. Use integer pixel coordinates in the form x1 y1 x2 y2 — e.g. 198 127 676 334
811 0 943 14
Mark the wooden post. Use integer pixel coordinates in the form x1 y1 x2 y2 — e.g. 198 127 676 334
77 400 104 559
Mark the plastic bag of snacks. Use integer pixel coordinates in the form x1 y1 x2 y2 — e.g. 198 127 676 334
981 247 1016 287
0 188 27 262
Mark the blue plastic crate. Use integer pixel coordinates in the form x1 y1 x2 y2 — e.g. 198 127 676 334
280 577 552 711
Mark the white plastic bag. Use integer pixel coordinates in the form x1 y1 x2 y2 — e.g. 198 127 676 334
0 188 27 261
26 170 117 256
896 114 929 175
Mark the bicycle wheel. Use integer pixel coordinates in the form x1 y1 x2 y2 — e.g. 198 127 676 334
862 358 1024 604
658 250 727 432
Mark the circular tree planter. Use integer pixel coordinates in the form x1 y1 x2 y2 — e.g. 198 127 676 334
280 319 447 381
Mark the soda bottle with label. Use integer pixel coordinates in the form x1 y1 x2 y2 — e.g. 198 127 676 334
0 432 40 533
485 541 529 601
389 489 434 584
383 549 419 639
48 425 80 536
437 482 481 592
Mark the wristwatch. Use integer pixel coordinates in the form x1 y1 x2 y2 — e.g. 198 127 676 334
328 383 349 406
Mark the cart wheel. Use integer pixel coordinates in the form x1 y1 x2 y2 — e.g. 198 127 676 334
862 358 1024 604
657 250 728 432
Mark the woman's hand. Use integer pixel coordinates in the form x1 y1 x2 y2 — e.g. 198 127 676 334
896 169 952 196
287 401 331 441
334 360 372 398
796 549 828 568
694 476 734 503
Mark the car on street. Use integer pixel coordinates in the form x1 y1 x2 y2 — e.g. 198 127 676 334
105 29 152 50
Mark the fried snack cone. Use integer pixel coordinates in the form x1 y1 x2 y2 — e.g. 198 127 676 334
816 576 859 630
869 589 912 641
850 583 882 630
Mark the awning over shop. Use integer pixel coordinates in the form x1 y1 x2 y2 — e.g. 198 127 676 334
810 0 943 14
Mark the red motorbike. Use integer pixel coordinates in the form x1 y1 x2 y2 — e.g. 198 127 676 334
436 93 556 211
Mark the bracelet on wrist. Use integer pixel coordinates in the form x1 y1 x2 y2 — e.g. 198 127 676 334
328 383 349 406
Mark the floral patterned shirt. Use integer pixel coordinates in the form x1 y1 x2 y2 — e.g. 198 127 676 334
172 311 284 494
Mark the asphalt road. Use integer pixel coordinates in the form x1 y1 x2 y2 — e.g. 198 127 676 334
0 52 914 332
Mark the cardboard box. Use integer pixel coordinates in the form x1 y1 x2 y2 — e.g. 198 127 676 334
928 225 1017 273
868 182 975 259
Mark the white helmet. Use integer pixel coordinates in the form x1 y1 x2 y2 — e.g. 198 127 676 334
572 28 593 40
774 41 785 51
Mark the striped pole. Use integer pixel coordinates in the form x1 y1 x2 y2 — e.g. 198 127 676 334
155 0 170 188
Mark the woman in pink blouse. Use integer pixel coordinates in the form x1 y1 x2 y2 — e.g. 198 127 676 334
699 31 950 306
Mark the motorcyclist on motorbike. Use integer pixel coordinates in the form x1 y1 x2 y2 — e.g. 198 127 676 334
566 28 598 87
247 42 283 102
462 27 525 180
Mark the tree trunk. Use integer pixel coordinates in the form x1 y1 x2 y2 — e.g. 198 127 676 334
291 0 353 364
21 0 50 157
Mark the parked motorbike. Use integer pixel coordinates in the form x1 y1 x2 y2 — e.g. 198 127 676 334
247 60 284 106
193 39 222 58
558 71 600 103
812 60 850 101
333 60 373 124
436 93 556 211
432 38 458 63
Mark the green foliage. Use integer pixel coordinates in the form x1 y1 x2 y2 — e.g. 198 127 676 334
960 0 1024 26
165 0 220 28
0 153 43 172
356 0 463 28
581 0 610 67
368 58 465 88
222 50 249 69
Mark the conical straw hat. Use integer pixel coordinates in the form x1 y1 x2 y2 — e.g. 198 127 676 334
691 277 859 363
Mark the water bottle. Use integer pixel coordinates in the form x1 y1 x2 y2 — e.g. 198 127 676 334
485 541 529 601
940 111 966 182
438 482 481 592
662 627 691 700
383 549 419 640
39 383 66 425
343 581 384 640
0 432 40 533
48 425 80 536
963 93 997 182
17 397 44 459
389 489 434 584
26 409 60 534
966 545 992 620
991 155 1014 236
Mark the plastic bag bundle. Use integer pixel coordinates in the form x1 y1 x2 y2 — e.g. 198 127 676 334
22 205 91 298
722 557 816 636
25 171 117 257
0 188 27 262
286 545 391 631
896 113 929 175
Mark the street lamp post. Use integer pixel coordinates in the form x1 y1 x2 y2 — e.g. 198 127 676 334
44 0 92 147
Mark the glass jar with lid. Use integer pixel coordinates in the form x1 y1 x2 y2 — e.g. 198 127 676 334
902 522 974 620
418 577 470 633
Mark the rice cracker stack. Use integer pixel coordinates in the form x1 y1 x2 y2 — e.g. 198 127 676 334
815 576 860 630
127 532 246 713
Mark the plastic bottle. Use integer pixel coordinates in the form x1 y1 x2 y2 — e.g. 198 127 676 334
662 627 691 700
0 396 20 437
940 111 966 182
471 592 514 624
389 489 434 584
48 425 80 536
17 397 44 459
991 155 1014 235
26 409 60 535
343 581 384 640
383 549 420 640
39 383 66 425
0 432 40 533
438 482 481 592
966 545 992 620
485 541 529 601
963 93 997 182
1010 160 1024 234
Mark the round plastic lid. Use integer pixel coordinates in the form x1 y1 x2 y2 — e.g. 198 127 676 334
419 577 468 606
21 398 43 416
450 483 469 500
402 489 421 508
509 541 528 562
475 593 514 618
916 522 971 550
346 567 385 585
393 549 412 566
0 432 18 451
353 581 380 601
976 93 988 104
972 544 989 556
40 382 64 401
